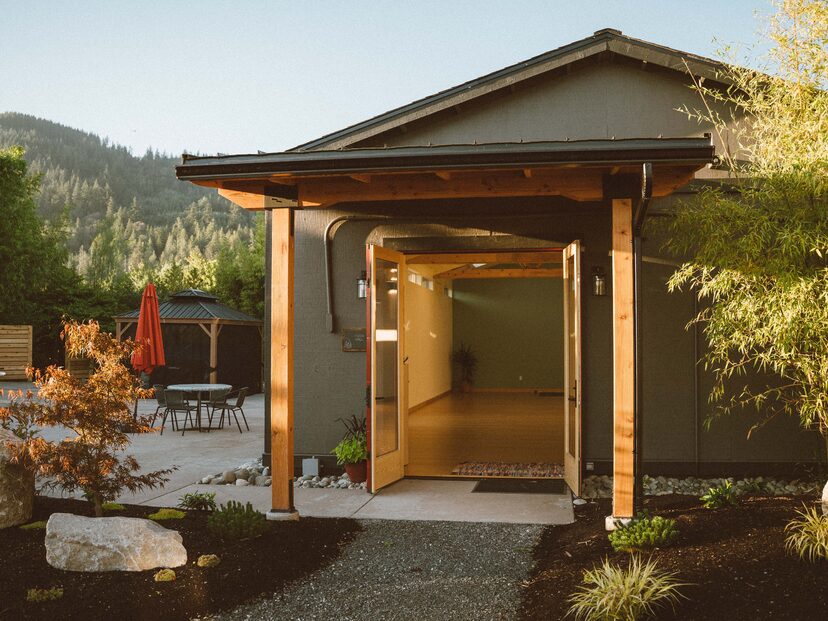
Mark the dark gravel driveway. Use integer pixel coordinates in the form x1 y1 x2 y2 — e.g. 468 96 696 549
213 519 543 621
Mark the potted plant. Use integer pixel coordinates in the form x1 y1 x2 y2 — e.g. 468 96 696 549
451 342 478 393
333 414 368 483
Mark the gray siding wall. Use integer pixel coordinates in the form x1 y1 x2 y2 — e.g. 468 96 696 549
354 59 739 171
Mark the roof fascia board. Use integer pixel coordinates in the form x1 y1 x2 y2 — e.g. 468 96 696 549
176 139 715 184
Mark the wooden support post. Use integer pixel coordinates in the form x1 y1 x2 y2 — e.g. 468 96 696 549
267 208 298 520
611 198 635 522
209 323 218 384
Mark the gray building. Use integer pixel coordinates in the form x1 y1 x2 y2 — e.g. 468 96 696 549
177 29 823 520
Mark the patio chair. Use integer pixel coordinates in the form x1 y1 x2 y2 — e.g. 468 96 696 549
160 390 195 436
205 387 232 426
149 384 167 427
210 387 249 433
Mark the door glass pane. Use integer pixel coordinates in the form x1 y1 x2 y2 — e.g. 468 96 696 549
374 258 399 457
567 253 577 458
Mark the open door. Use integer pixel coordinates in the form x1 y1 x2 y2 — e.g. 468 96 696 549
563 240 582 495
367 245 406 493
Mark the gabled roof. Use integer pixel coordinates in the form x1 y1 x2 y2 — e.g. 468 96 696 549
114 289 261 324
294 28 726 152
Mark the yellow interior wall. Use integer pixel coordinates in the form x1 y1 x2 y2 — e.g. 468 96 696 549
405 269 453 408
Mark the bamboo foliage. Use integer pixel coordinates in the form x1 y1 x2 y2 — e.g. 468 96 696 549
663 0 828 436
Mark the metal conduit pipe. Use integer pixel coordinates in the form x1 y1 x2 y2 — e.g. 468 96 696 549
325 215 391 332
633 162 653 513
324 211 566 333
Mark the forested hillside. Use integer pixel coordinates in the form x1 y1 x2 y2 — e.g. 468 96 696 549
0 114 264 366
0 112 255 282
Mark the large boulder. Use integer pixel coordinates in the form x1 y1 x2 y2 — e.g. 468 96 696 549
0 428 35 528
45 513 187 572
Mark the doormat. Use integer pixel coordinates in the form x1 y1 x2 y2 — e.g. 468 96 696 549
451 462 564 478
473 478 566 494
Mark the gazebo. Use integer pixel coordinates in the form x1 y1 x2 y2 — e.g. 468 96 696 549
114 289 263 391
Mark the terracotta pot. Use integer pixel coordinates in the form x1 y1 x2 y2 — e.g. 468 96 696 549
344 460 367 483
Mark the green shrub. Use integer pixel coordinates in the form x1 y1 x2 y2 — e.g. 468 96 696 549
207 501 269 540
26 587 63 602
153 569 176 582
568 556 686 621
101 502 125 511
147 508 186 521
178 491 217 511
19 520 47 530
700 480 740 509
197 554 221 568
608 514 679 552
785 505 828 562
333 431 368 465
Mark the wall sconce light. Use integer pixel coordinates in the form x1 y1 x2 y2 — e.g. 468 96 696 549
592 267 607 296
357 271 368 299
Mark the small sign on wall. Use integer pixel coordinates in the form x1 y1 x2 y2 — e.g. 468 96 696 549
341 328 367 352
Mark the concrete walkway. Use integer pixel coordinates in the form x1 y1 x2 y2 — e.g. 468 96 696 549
2 383 574 525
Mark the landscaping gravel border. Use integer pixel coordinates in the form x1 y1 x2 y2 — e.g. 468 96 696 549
210 520 543 621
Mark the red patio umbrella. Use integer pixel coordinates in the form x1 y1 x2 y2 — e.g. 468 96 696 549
131 283 165 374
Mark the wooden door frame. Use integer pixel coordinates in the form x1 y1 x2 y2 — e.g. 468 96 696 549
368 244 407 493
563 240 583 495
399 245 570 479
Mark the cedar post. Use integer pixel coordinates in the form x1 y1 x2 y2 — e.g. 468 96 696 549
611 197 635 523
209 322 219 384
267 208 298 520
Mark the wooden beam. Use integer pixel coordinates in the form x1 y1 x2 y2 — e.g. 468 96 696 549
349 174 372 184
297 168 606 206
523 168 533 178
434 171 452 181
408 251 563 265
612 198 635 520
269 208 296 516
452 268 562 279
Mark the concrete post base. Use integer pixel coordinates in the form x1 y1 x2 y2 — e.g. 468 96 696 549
605 515 633 531
266 510 300 521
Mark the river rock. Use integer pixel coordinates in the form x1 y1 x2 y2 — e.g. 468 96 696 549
221 470 236 484
0 428 34 528
45 513 187 571
235 479 249 486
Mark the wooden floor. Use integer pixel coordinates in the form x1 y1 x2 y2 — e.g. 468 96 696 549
406 392 564 478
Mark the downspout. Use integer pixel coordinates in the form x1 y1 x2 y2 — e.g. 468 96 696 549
632 162 653 514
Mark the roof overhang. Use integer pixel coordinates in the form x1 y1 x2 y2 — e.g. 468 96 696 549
176 138 716 209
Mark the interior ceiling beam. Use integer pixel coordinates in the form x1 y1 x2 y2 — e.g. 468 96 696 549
443 267 563 280
408 250 563 265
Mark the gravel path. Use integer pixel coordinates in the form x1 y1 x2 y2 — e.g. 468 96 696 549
212 520 543 621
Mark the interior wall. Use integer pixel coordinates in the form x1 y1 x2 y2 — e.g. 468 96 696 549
404 269 453 408
452 278 564 390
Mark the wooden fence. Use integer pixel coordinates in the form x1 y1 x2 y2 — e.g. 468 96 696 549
0 325 33 380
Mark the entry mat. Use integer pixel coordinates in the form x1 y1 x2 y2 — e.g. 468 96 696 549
473 478 566 494
452 461 564 478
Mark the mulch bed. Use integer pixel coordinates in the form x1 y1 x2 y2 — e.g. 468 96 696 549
0 495 360 621
520 494 828 620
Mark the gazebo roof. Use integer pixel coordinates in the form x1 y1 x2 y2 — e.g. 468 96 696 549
114 289 261 324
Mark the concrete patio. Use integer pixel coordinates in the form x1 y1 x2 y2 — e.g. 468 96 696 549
1 383 574 525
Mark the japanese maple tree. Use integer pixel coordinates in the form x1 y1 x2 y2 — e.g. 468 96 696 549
0 320 174 516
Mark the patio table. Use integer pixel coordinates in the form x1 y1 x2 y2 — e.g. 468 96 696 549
166 383 231 432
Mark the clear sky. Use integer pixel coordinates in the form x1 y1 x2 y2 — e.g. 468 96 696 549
1 0 770 157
